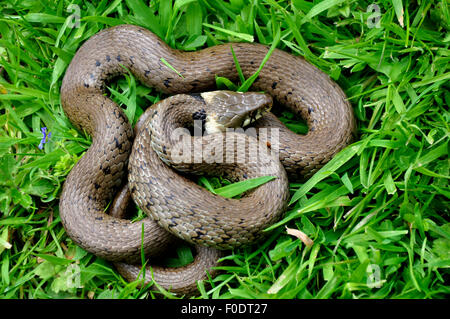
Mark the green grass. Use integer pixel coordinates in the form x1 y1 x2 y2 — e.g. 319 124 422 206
0 0 449 299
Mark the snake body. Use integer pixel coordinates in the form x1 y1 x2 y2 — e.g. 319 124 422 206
59 24 355 294
129 92 289 249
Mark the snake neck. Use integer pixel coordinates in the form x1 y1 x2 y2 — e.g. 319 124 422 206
146 94 207 173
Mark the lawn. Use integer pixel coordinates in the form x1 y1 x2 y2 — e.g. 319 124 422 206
0 0 449 299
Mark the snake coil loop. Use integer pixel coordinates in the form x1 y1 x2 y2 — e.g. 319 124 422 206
59 24 355 295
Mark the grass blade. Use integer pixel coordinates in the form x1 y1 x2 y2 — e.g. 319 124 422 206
214 176 276 198
289 142 361 205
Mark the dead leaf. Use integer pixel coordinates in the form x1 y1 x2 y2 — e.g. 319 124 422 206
285 226 314 247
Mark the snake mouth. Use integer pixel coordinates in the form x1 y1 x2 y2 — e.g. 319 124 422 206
242 104 271 127
205 103 272 134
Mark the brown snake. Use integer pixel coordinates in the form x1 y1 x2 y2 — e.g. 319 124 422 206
59 24 355 295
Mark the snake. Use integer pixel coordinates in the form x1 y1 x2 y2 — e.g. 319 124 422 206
59 24 355 295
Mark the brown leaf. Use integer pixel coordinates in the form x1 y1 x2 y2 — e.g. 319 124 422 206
285 226 314 247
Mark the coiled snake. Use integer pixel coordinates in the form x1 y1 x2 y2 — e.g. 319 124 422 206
59 24 355 295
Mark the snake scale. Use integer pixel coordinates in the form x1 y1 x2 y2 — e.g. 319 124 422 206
59 24 355 295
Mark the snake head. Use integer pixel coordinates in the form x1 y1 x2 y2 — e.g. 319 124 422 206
200 91 273 134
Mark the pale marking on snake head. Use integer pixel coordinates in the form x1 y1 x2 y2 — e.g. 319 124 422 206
201 91 272 133
204 116 226 134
